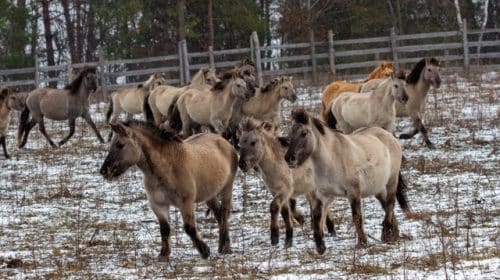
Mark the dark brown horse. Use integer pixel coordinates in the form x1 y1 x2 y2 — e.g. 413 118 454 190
18 67 104 148
100 120 238 260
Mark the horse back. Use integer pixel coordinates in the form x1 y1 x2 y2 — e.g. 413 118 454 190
27 89 70 120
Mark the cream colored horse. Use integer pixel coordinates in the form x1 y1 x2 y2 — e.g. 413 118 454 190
327 74 408 134
144 68 218 127
106 73 166 125
238 117 335 247
285 109 411 254
100 120 238 260
360 58 441 148
174 71 255 137
0 87 14 158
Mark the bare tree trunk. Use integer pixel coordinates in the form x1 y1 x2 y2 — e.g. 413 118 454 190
86 1 97 62
396 0 403 34
177 0 186 41
476 0 491 64
387 0 398 31
207 0 214 48
75 0 83 63
453 0 464 29
61 0 77 63
41 0 57 87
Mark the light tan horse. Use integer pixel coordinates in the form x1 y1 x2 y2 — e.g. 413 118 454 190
18 67 104 148
326 73 408 134
0 87 14 158
359 58 441 148
285 109 411 254
320 62 394 120
99 120 238 260
106 73 166 126
242 76 297 123
173 71 255 138
238 117 335 247
144 68 218 127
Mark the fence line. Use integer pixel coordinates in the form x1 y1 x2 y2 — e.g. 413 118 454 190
1 23 499 91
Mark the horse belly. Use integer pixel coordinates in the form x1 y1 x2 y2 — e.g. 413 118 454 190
40 95 69 120
121 93 143 115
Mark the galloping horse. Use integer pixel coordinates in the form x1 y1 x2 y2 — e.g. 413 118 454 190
285 109 411 254
18 67 104 148
100 121 238 260
320 62 393 120
360 58 441 148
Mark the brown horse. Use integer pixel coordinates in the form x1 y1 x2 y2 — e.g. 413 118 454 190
100 120 237 260
238 117 335 247
360 58 442 148
18 67 104 148
320 62 393 120
0 87 14 158
284 109 411 254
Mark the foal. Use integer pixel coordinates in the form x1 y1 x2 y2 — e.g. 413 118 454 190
238 117 335 247
100 121 238 260
285 109 411 254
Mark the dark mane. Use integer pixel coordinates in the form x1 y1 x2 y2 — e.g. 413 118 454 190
406 58 439 85
64 67 96 93
212 70 236 91
261 78 279 93
241 117 259 132
124 120 182 143
237 58 255 68
291 108 309 124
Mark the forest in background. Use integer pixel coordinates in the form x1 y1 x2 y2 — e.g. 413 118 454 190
0 0 498 70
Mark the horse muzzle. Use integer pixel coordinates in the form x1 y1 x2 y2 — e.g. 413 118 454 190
432 78 442 88
285 153 298 168
289 94 298 103
238 159 250 172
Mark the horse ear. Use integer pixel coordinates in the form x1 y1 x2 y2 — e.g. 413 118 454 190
202 68 209 74
110 123 128 136
277 136 289 147
288 76 293 82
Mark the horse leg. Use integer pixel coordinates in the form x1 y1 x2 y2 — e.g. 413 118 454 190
84 114 105 143
150 204 171 262
58 118 76 146
376 192 399 243
324 206 336 236
280 202 294 248
400 116 435 148
211 181 233 254
289 198 305 225
349 197 367 247
310 198 326 254
38 119 57 148
19 119 36 148
179 202 210 258
269 192 291 246
1 136 10 159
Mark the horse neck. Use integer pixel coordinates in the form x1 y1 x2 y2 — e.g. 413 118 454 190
408 72 431 97
257 133 290 179
74 83 92 102
310 125 343 163
254 86 281 110
134 132 182 176
190 71 205 86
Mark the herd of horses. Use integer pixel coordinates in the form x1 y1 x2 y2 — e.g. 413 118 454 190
0 57 442 261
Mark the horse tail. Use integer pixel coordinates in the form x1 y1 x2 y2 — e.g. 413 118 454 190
106 95 113 123
396 169 413 218
143 92 154 124
17 106 30 146
167 95 182 132
325 107 337 129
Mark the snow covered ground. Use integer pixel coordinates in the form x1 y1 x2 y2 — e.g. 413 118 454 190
0 71 498 279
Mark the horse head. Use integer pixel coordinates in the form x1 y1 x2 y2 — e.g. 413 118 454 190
285 109 317 168
203 68 219 86
279 76 297 102
100 122 141 179
424 58 441 88
389 73 408 105
238 117 265 171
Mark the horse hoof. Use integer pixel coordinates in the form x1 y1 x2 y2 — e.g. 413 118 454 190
158 254 170 262
285 238 293 248
316 242 326 255
219 246 232 254
399 134 411 139
294 214 305 225
199 243 210 259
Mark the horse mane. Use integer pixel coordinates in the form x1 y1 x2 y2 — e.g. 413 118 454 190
237 58 255 68
212 70 236 91
191 68 209 83
261 78 279 93
124 120 182 143
291 108 326 135
64 67 96 93
406 58 439 85
241 117 259 132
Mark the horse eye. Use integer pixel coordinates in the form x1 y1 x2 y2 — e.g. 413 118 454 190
284 86 288 90
250 141 256 146
428 69 431 72
116 142 124 149
394 85 398 88
301 131 307 137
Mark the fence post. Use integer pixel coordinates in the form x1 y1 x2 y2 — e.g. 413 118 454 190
462 20 469 72
309 29 317 84
443 49 449 68
327 30 336 78
98 48 108 98
34 50 40 87
249 34 255 63
66 59 73 82
208 45 215 70
390 27 400 74
181 39 190 83
178 41 185 85
251 31 263 87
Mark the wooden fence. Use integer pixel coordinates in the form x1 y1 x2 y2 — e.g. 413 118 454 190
1 21 499 92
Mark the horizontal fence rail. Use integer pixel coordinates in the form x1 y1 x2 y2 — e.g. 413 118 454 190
1 21 499 92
